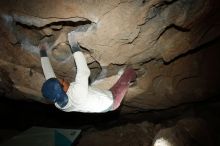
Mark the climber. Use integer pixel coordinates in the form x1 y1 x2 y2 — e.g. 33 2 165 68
39 32 136 113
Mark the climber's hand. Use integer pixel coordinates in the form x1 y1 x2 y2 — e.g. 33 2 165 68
68 31 81 53
70 43 81 54
38 42 48 57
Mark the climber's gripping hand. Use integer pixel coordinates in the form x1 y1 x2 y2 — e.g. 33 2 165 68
70 43 81 54
38 42 49 57
68 31 81 54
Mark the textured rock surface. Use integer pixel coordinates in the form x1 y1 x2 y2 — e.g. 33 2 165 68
152 118 213 146
76 118 214 146
125 43 220 110
0 0 219 109
77 121 155 146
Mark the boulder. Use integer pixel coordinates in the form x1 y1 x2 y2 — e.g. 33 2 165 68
0 0 219 111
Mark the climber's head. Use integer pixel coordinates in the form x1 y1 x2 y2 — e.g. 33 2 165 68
41 78 69 107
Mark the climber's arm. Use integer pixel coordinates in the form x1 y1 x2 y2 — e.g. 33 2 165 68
73 51 90 88
68 31 90 89
39 44 56 80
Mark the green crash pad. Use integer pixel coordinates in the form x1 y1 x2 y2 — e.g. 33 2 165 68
0 127 81 146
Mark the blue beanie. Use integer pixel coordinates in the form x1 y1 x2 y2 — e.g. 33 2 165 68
41 78 68 107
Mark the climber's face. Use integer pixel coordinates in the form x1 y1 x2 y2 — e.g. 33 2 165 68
59 79 70 92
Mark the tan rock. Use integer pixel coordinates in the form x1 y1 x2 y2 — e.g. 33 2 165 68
0 0 219 111
42 27 53 36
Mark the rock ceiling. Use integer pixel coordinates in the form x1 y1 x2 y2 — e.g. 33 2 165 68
0 0 219 111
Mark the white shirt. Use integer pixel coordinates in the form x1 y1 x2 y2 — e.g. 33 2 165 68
41 52 114 113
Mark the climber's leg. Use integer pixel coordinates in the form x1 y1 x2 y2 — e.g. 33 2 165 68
110 68 136 110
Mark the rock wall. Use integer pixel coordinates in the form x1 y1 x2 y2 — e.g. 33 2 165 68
0 0 219 110
76 118 214 146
